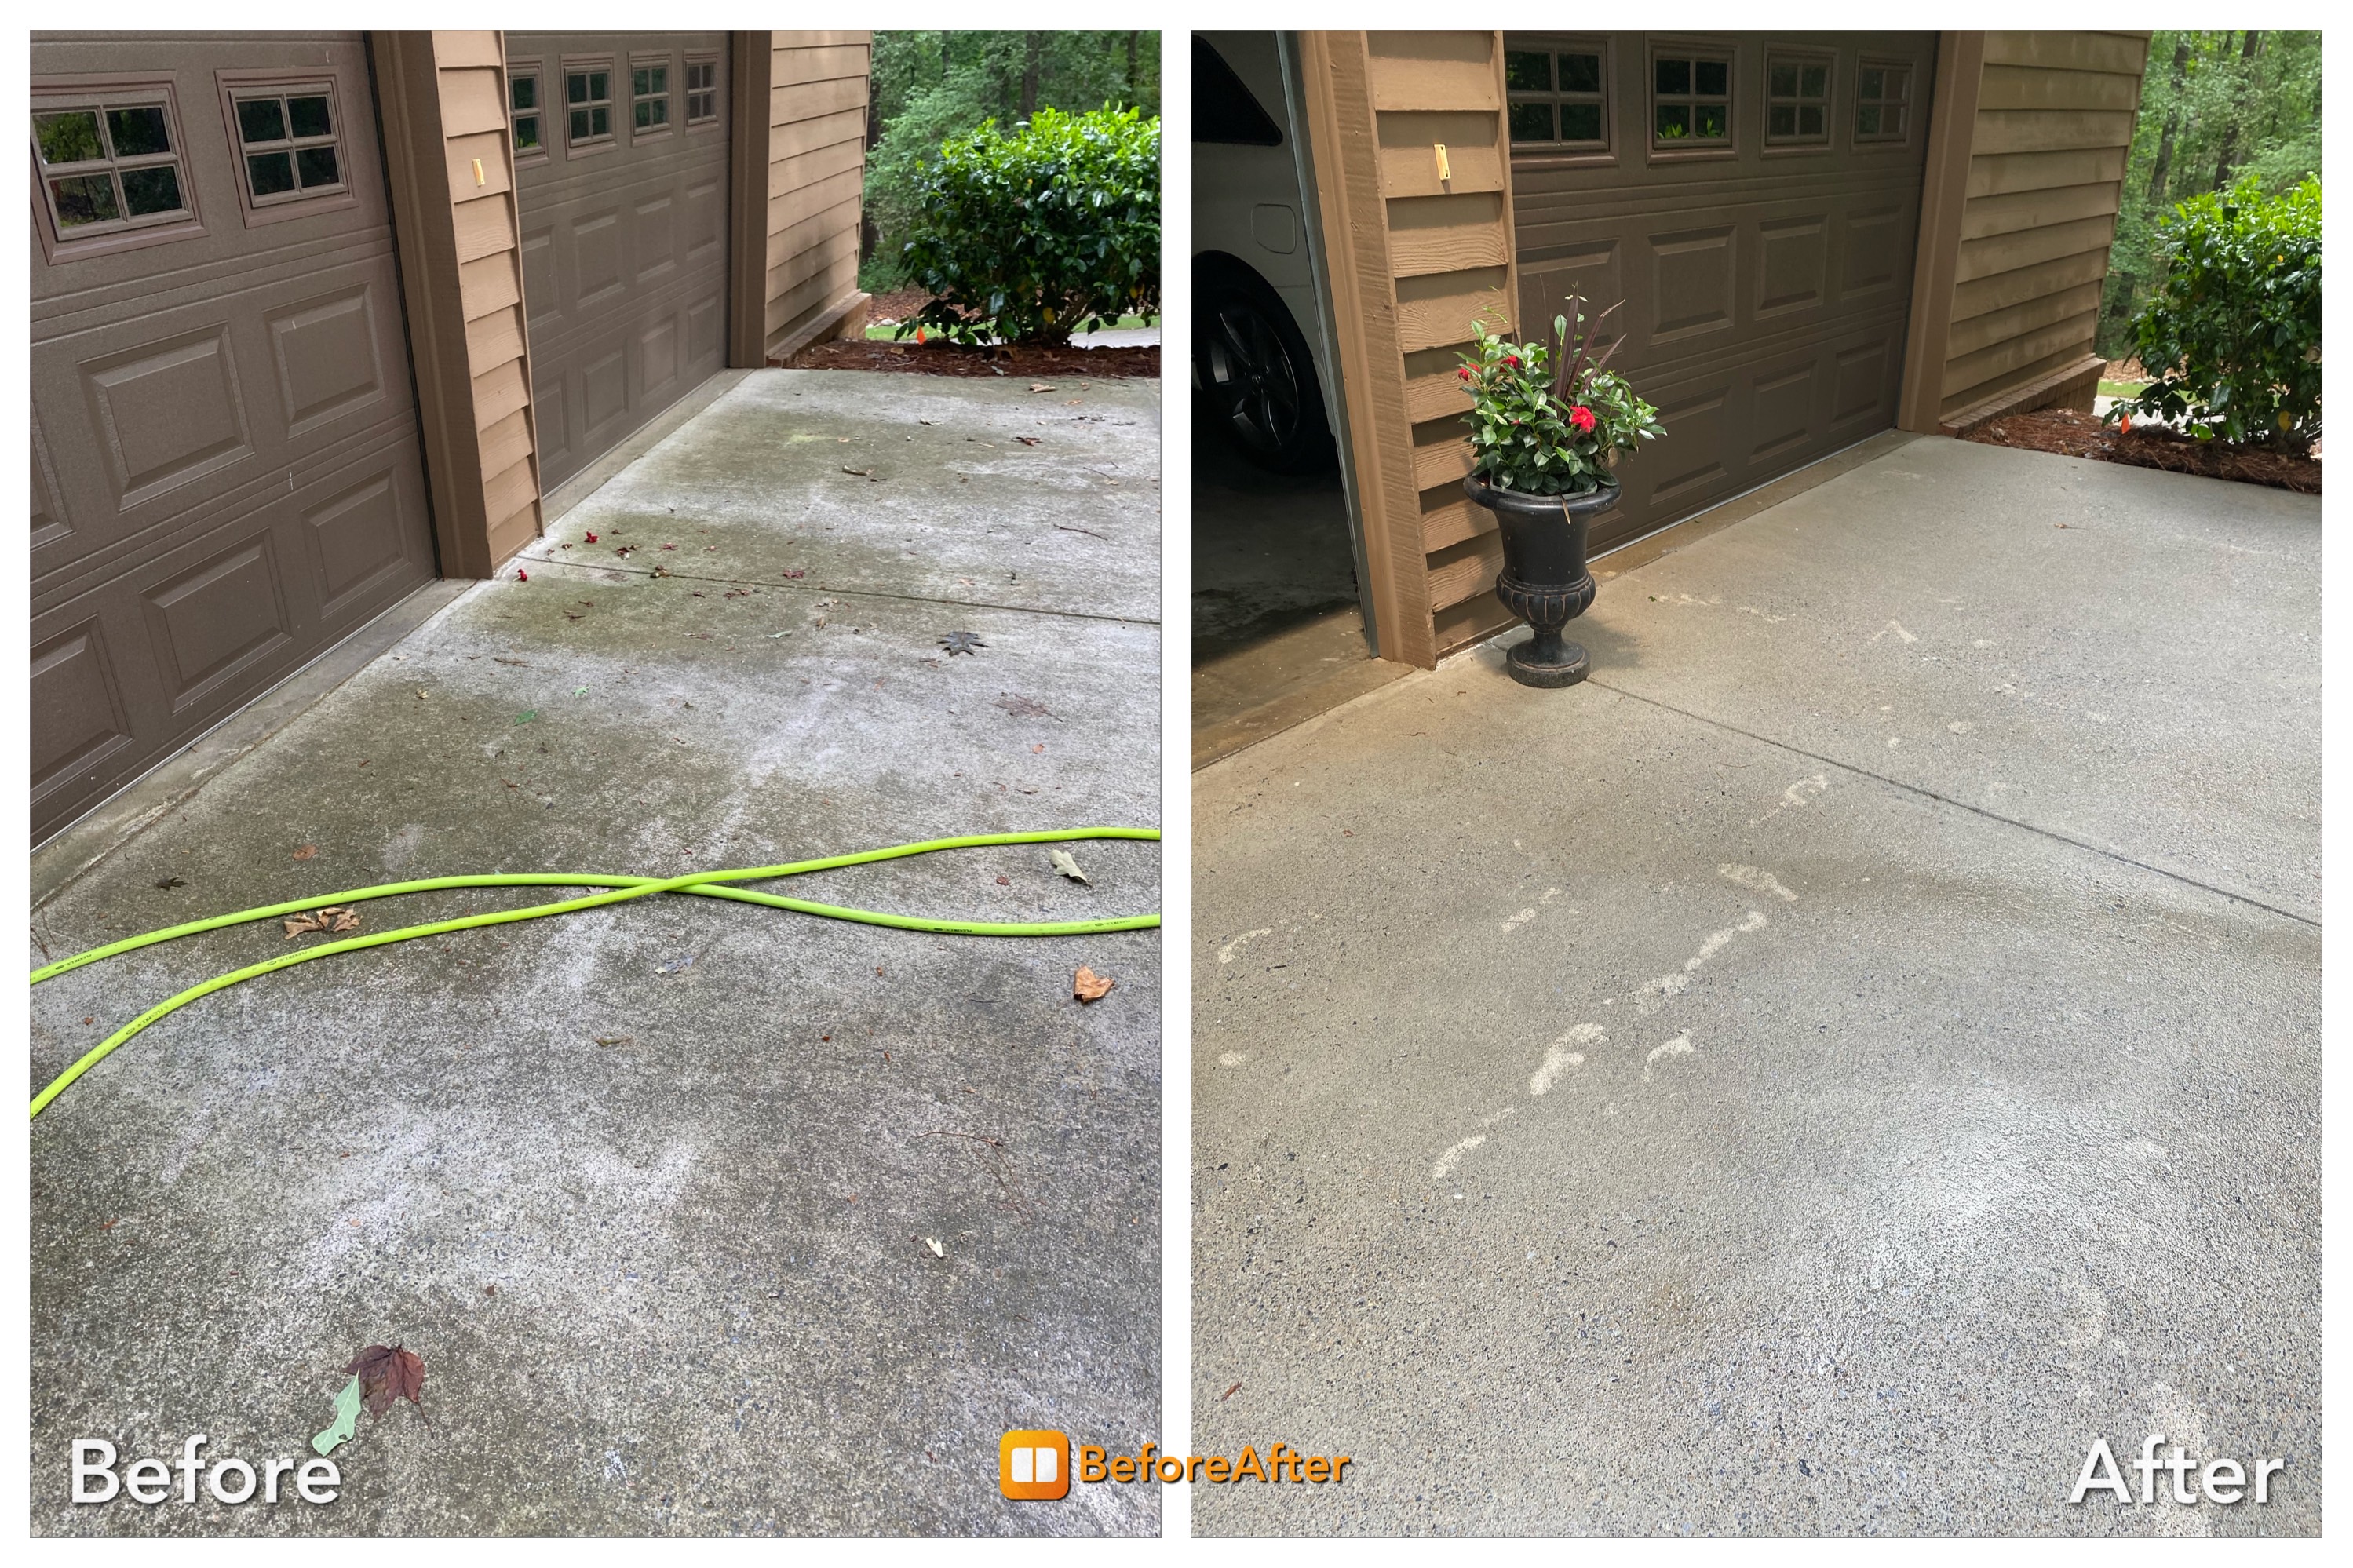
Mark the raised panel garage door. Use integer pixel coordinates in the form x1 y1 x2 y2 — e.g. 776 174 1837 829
31 31 440 844
509 32 730 491
1506 31 1937 553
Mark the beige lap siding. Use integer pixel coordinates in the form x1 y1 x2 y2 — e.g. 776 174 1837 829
374 29 544 575
1934 31 2151 431
735 31 873 364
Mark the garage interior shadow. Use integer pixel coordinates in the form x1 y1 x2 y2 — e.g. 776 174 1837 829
1191 415 1404 767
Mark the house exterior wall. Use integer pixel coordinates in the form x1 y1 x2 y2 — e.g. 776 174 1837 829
374 30 543 578
1297 30 1522 669
1901 30 2151 432
733 31 874 365
380 29 872 576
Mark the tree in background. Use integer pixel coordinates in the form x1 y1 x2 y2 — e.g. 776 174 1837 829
863 31 1161 293
2099 31 2321 359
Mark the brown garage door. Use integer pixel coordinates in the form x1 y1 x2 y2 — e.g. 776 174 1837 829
1505 31 1936 552
31 31 440 844
508 33 730 491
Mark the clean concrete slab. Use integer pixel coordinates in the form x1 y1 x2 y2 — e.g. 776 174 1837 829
30 370 1162 1537
1191 437 2318 1537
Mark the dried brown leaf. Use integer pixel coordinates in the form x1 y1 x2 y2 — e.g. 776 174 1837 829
345 1343 425 1417
1073 965 1114 1003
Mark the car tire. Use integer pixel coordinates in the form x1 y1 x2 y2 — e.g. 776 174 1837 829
1195 260 1336 474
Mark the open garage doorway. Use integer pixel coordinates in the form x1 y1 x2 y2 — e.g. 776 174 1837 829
1190 31 1404 766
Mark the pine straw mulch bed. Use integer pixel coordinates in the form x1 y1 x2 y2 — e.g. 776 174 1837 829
1962 407 2319 494
779 337 1159 379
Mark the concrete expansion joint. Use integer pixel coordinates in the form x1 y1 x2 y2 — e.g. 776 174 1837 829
1586 677 2317 930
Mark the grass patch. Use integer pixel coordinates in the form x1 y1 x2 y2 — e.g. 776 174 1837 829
2098 379 2152 398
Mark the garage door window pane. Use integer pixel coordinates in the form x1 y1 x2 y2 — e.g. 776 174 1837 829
33 93 192 240
35 110 104 164
288 94 333 139
119 163 182 215
49 173 119 228
1505 40 1607 151
246 151 294 196
107 105 171 157
1653 51 1733 148
236 98 284 143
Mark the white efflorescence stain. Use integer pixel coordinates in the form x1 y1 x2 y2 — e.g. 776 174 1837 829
1500 888 1563 933
1642 1032 1695 1081
1217 1051 1249 1067
1717 864 1798 903
1639 911 1767 1014
1530 1023 1604 1096
1430 1135 1486 1181
1217 928 1273 965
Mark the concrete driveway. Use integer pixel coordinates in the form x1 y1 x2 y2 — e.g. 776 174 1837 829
1191 435 2318 1536
29 370 1162 1536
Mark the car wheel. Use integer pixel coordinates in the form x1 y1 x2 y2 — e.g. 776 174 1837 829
1195 264 1335 473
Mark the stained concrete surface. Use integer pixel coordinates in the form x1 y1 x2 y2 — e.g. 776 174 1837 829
1190 425 1359 662
29 370 1162 1537
1191 436 2318 1536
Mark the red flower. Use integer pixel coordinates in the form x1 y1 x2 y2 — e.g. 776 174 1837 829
584 531 598 543
1457 366 1473 381
1505 354 1521 368
1570 405 1597 434
516 568 529 582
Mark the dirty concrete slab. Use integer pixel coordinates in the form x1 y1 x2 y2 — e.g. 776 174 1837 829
1560 436 2320 921
1191 447 2318 1537
533 371 1159 625
29 370 1162 1537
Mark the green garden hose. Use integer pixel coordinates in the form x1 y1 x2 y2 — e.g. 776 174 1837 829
29 827 1158 1120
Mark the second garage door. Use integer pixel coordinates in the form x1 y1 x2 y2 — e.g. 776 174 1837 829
1505 31 1936 553
508 32 731 491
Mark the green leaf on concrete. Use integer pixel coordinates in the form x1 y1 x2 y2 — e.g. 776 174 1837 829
314 1373 363 1457
514 710 538 726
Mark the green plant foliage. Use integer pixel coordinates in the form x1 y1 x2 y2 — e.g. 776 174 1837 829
2113 176 2320 450
896 106 1160 347
2099 30 2320 357
1457 307 1664 496
863 31 1159 292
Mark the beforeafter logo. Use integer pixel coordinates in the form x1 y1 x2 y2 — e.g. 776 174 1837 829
999 1430 1071 1501
999 1430 1352 1498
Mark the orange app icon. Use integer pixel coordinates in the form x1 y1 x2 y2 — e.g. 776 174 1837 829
999 1430 1071 1500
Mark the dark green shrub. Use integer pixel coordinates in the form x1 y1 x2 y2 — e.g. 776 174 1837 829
2113 175 2320 449
896 106 1159 346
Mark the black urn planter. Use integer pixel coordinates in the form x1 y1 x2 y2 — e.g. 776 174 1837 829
1465 475 1618 688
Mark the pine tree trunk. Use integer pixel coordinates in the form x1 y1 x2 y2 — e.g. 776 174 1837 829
2145 37 2191 206
2212 31 2264 189
1020 31 1042 120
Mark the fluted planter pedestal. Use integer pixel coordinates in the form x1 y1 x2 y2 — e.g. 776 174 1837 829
1464 476 1619 688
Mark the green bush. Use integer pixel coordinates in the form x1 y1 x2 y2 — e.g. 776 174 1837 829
2114 176 2321 449
896 106 1159 346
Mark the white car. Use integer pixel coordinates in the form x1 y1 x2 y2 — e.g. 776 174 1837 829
1191 31 1337 472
